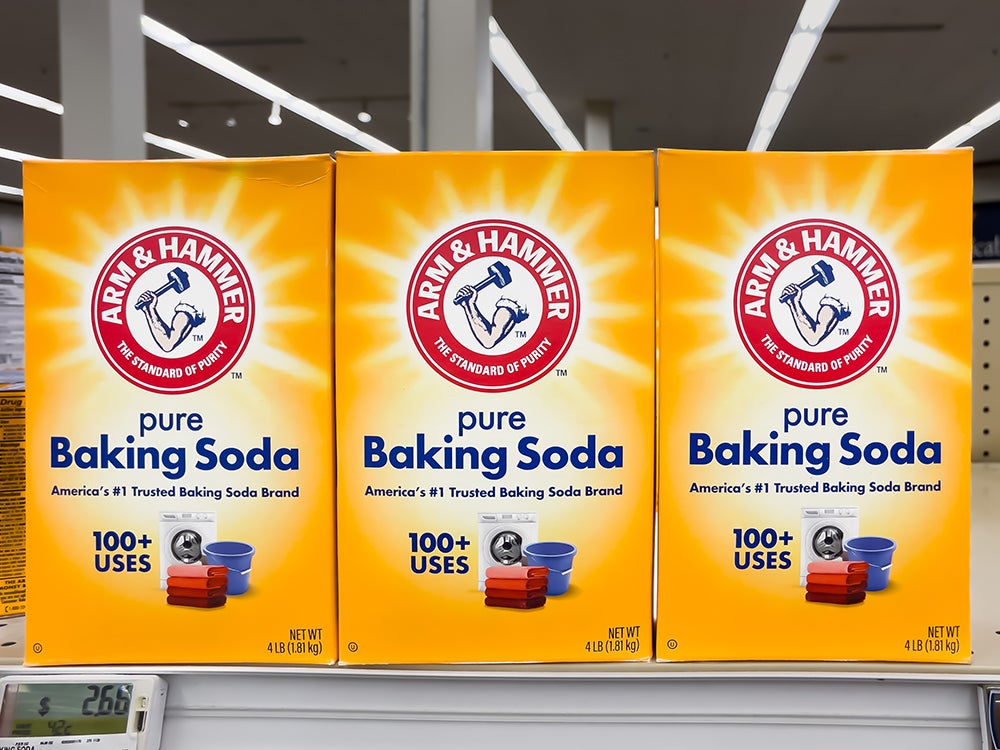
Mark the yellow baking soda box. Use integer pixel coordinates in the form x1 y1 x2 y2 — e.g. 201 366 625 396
335 151 655 664
657 149 971 662
23 156 336 665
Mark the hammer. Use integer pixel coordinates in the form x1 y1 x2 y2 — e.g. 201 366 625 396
134 266 191 309
778 260 835 303
453 261 513 305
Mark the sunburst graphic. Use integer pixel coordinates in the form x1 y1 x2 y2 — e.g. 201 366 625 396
662 154 969 421
338 157 654 420
28 171 328 409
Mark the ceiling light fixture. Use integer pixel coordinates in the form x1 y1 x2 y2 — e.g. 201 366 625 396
0 184 23 198
0 146 43 163
0 83 63 115
143 133 222 159
141 15 397 153
929 100 1000 149
488 16 582 151
268 102 282 126
747 0 839 151
177 118 189 128
357 100 372 124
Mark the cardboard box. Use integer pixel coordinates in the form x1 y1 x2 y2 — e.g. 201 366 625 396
0 245 23 389
0 246 25 618
656 149 971 662
23 156 336 664
335 151 655 664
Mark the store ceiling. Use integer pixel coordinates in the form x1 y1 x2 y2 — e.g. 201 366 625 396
1 0 999 196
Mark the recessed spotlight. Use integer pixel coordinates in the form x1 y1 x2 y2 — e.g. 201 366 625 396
357 110 372 124
268 102 282 126
177 119 189 128
225 117 237 127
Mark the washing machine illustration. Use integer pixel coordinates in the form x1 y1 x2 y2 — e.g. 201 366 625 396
800 506 859 586
478 512 538 591
159 511 217 589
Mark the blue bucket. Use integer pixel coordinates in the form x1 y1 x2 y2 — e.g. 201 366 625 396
844 536 896 592
204 541 255 596
523 541 577 596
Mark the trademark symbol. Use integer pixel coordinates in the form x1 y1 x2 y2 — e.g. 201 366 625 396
516 330 527 338
556 368 568 377
877 365 888 374
838 328 850 336
231 371 243 379
193 334 204 342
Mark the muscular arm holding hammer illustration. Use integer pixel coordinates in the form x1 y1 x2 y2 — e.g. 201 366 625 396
781 283 842 347
134 267 205 353
779 259 849 347
453 261 528 350
454 286 521 349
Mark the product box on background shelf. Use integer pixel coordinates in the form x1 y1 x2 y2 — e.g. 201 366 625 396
0 245 25 618
23 156 336 665
0 245 23 390
335 151 655 664
656 148 972 662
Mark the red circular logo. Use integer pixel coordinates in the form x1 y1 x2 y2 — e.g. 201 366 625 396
734 218 899 388
406 219 580 392
91 226 255 394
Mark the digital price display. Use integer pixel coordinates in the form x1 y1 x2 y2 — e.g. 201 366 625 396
0 682 132 737
0 675 166 750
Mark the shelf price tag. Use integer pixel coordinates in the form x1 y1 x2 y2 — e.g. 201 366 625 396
0 674 166 750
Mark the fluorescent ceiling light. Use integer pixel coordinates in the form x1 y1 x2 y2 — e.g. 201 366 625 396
759 91 790 130
143 133 222 159
773 32 819 92
0 146 43 163
0 83 63 115
0 184 23 197
551 128 581 152
929 100 1000 149
748 0 839 151
489 16 583 151
798 0 839 31
142 15 397 153
490 37 539 95
749 128 773 153
525 92 565 132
